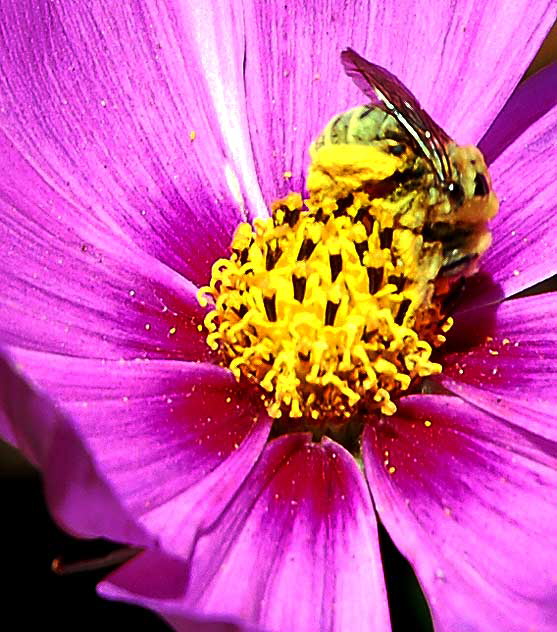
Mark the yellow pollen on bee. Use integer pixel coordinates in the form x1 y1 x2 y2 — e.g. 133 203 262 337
197 143 460 426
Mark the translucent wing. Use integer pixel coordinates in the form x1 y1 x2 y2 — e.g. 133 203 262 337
341 48 453 182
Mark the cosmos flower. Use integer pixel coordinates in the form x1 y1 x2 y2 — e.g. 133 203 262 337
1 1 557 631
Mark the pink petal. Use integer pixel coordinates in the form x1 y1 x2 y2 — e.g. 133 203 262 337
0 2 253 285
480 62 557 164
242 0 556 203
6 348 271 557
100 550 249 631
460 102 557 309
0 161 210 361
439 293 557 441
172 1 269 220
101 434 391 632
363 395 557 632
0 349 150 545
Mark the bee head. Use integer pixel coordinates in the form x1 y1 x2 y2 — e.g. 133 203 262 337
444 144 499 223
422 145 499 281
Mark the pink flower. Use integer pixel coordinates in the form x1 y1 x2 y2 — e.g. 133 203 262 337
1 1 556 630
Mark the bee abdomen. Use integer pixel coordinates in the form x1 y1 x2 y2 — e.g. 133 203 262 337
314 106 398 149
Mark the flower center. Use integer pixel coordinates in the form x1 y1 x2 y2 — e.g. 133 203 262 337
198 159 467 428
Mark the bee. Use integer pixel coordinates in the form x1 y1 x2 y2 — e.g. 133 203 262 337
308 48 499 282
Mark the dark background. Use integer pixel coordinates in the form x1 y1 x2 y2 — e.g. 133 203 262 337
1 22 556 632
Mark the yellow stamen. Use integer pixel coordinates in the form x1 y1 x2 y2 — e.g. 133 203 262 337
198 145 457 425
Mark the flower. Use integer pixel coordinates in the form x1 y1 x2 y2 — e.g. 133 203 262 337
1 1 557 631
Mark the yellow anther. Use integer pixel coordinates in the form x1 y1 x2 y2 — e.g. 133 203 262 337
198 148 458 426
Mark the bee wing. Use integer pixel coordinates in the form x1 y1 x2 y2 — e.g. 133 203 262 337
341 48 453 182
